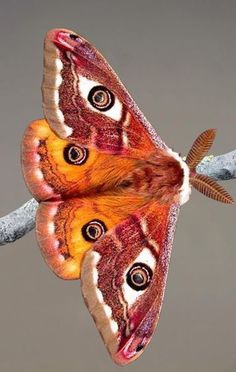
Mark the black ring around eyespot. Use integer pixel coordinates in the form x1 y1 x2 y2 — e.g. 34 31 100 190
81 219 107 242
63 144 88 165
126 262 153 291
87 85 115 112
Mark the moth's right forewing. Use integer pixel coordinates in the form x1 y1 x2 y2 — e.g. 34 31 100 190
81 202 179 365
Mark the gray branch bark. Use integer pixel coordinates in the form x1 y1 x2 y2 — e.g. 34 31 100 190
0 199 38 245
196 150 236 180
0 150 235 246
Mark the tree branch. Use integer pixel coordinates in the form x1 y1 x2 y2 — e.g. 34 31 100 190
0 199 38 245
196 150 236 180
0 150 235 246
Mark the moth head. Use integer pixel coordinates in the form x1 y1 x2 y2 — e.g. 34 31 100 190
81 243 162 365
167 129 234 205
165 148 191 206
185 129 234 204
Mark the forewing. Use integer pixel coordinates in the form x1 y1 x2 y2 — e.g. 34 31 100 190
42 28 166 157
81 201 179 365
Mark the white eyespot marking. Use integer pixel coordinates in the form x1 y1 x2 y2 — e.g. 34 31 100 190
133 247 156 271
167 148 191 205
78 75 122 121
122 247 157 308
78 75 98 99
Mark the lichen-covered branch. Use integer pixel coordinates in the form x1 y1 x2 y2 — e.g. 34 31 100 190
0 199 38 245
196 150 236 180
0 150 235 246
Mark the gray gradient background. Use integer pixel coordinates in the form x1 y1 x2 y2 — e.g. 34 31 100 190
0 0 235 371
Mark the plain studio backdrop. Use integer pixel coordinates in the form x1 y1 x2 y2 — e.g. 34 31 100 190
0 1 235 371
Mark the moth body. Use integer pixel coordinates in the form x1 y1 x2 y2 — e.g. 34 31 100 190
119 149 191 206
21 28 233 366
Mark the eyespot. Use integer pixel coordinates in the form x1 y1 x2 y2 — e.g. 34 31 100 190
82 220 107 242
63 144 88 165
126 262 153 291
88 85 115 112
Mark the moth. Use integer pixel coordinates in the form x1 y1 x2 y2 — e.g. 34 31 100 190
21 28 233 365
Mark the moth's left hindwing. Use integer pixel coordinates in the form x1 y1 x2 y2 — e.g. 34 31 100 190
81 201 178 365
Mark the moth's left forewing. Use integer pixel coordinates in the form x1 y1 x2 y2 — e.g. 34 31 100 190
42 28 163 158
81 202 179 365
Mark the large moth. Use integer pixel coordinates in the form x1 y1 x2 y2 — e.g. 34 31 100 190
21 28 233 365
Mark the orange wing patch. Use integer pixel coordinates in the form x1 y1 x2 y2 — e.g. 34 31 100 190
22 119 139 201
36 194 148 279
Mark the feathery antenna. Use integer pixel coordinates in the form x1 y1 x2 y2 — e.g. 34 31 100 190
186 129 216 169
190 174 233 204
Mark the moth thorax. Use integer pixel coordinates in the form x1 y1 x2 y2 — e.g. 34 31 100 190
150 152 187 204
166 149 191 205
122 150 191 205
